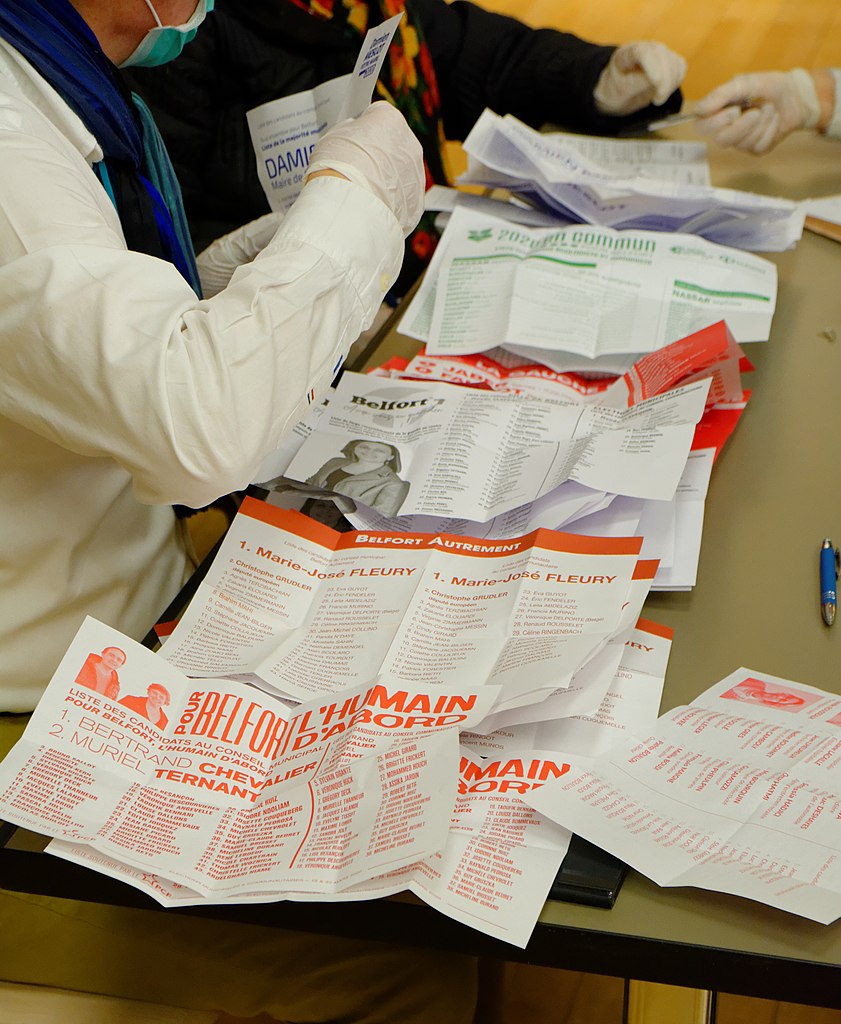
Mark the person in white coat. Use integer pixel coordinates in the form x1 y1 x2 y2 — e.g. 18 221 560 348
0 0 423 713
0 4 477 1022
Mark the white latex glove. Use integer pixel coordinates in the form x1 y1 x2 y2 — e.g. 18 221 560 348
305 101 425 237
695 70 821 154
594 41 687 115
196 211 285 298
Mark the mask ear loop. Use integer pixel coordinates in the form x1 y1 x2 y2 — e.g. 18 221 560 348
141 0 163 28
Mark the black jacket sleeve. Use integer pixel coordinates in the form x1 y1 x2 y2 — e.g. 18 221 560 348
413 0 682 140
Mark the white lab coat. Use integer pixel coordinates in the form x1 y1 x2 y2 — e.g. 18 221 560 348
0 37 404 710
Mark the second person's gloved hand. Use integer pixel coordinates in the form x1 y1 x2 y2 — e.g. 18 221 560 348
695 70 822 153
594 41 687 115
306 101 425 237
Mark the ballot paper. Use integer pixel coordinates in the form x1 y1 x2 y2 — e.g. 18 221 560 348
525 668 841 924
399 208 777 362
511 131 712 185
342 481 615 543
0 616 498 901
159 498 651 718
533 618 672 756
563 447 717 589
394 349 618 401
468 559 659 728
459 111 804 251
316 749 574 945
246 15 400 211
34 612 676 942
283 369 710 520
343 450 711 592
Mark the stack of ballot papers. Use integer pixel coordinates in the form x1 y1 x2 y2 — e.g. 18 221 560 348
0 497 675 945
458 110 804 251
526 668 841 925
255 321 750 593
398 205 777 376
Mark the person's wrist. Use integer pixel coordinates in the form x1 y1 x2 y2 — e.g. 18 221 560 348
811 69 836 132
305 168 350 183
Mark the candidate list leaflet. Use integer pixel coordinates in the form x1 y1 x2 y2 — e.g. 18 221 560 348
159 498 649 718
0 614 580 947
0 615 502 902
0 559 673 944
399 207 776 363
0 609 672 944
526 668 841 924
251 319 746 519
283 369 710 521
46 741 573 948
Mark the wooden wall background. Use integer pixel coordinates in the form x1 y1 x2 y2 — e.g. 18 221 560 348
475 0 841 99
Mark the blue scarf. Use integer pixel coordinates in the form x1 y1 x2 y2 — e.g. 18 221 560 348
0 0 201 295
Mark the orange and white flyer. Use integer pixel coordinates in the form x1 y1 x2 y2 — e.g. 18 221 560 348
525 668 841 924
159 498 651 717
0 616 497 901
283 369 710 517
396 349 618 401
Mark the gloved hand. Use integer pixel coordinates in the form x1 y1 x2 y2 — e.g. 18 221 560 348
594 41 687 115
695 70 821 154
196 211 285 298
305 101 425 237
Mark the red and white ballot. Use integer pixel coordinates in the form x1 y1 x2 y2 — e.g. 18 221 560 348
0 615 573 945
0 616 497 900
526 668 841 923
159 498 651 717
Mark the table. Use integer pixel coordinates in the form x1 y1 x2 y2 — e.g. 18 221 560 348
3 128 841 1020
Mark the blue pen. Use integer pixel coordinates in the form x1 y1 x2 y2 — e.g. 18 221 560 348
820 539 839 626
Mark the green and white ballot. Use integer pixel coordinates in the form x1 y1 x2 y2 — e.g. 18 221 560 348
400 207 776 374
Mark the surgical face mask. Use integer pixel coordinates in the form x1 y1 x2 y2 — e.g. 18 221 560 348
118 0 214 69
